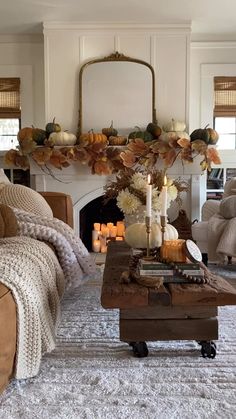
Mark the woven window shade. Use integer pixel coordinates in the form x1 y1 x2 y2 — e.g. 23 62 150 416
214 76 236 116
0 78 21 118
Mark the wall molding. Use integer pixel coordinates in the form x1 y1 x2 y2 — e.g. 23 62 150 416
43 22 191 34
191 41 236 49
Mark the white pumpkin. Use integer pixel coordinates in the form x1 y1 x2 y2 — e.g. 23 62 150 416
159 131 190 142
125 222 178 249
49 131 77 146
162 119 186 133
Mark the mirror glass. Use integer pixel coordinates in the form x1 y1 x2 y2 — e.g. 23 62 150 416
78 53 156 136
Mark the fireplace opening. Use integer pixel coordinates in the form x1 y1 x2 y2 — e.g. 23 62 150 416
80 196 124 251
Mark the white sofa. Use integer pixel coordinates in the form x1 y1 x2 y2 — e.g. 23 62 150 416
192 177 236 264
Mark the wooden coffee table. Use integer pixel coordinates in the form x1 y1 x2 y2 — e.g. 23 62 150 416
101 241 236 358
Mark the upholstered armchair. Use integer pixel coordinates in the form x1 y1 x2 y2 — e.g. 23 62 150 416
192 177 236 264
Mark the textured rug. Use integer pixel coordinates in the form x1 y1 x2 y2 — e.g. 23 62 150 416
1 265 236 419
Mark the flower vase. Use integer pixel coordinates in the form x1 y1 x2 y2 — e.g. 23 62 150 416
124 205 160 227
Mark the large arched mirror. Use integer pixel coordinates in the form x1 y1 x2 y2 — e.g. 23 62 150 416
78 52 156 136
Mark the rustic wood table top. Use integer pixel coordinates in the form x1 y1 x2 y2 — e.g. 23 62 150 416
101 241 236 309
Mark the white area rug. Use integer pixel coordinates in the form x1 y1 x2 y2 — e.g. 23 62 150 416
1 266 236 419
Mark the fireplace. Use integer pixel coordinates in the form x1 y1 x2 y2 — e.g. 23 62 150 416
80 196 124 251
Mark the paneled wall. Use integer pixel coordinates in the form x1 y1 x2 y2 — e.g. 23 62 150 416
43 23 191 133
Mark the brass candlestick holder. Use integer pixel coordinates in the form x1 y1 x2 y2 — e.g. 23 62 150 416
160 215 167 245
145 215 151 257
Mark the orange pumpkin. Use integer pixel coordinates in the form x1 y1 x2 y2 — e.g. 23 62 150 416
79 132 108 144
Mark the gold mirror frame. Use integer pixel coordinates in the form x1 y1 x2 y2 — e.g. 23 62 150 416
78 51 157 136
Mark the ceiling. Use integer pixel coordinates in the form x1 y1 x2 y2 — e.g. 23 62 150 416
1 0 236 38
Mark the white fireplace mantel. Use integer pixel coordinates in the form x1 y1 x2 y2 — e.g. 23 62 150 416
29 157 205 235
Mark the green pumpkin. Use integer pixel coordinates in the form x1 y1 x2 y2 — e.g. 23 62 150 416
190 125 219 145
45 117 61 135
146 122 162 138
32 128 47 145
128 127 153 142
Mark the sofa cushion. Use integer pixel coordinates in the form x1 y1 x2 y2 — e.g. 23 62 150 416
219 195 236 219
223 177 236 198
0 184 53 218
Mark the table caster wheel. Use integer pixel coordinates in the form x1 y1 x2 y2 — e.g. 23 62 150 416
129 341 149 358
200 341 216 359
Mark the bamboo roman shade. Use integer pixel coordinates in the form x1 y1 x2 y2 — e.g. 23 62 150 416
0 78 21 118
214 76 236 116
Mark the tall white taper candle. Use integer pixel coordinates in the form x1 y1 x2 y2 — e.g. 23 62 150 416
160 175 168 217
146 174 152 217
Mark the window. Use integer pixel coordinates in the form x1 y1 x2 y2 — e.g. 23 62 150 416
214 76 236 150
0 78 21 150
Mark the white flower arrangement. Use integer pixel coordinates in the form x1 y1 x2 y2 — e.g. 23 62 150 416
116 172 178 215
104 169 188 220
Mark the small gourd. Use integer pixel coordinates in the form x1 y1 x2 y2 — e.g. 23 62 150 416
102 121 118 138
146 122 162 138
79 131 108 144
45 117 61 135
109 136 127 146
49 131 77 146
32 128 47 145
159 131 190 143
125 222 178 249
190 125 219 145
163 119 186 133
128 126 154 142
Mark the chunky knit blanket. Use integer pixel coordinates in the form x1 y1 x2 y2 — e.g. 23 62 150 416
0 209 96 379
13 207 96 288
0 236 65 379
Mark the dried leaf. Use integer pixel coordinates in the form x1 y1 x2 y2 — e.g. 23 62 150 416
191 140 208 155
181 148 194 163
177 138 191 148
127 138 149 156
49 149 68 169
20 138 37 155
207 147 222 165
163 148 177 167
4 149 19 166
151 140 171 154
15 154 30 170
120 150 137 168
31 147 52 165
93 159 113 175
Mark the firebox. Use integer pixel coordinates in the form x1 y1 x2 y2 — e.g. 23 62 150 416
80 196 124 251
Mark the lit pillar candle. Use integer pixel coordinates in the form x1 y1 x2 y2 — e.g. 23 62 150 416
92 239 101 253
160 175 168 217
116 221 125 237
146 174 152 217
92 229 100 241
94 223 101 231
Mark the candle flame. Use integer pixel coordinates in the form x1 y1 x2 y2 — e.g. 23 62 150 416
163 175 167 186
147 174 151 185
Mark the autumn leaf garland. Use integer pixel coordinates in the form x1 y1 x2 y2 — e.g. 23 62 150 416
4 132 221 175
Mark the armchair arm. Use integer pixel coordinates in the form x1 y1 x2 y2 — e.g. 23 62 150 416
39 192 73 228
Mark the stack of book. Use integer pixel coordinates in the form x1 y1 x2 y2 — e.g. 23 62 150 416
138 259 204 283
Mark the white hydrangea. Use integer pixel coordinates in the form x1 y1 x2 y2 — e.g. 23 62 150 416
116 188 141 214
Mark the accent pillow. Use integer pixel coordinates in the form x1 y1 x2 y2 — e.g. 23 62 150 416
0 184 53 218
223 177 236 198
0 204 18 238
219 195 236 219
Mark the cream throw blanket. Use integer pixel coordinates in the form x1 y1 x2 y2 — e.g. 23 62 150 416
208 214 236 262
0 236 65 379
0 209 96 379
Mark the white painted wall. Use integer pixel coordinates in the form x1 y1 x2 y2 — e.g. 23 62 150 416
0 35 45 128
43 23 191 133
190 41 236 212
